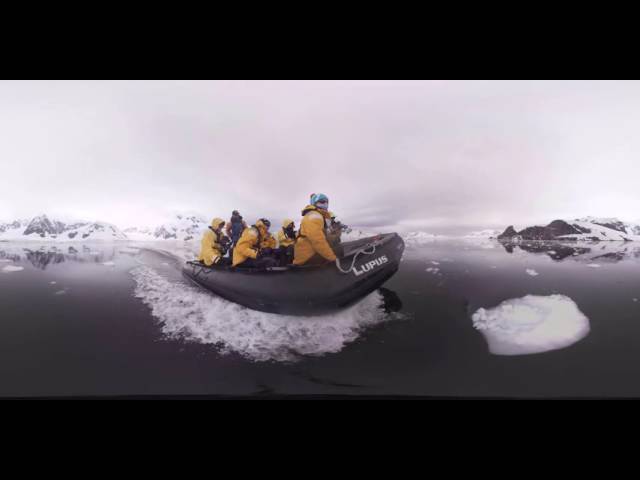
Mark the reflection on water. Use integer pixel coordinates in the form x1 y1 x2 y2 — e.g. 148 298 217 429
0 243 127 270
1 237 640 396
499 240 640 263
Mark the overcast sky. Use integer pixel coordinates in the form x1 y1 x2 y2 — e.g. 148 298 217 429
1 80 639 234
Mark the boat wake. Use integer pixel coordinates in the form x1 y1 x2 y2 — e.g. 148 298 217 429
130 265 397 362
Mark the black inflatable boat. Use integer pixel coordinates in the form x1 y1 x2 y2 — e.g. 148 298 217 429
182 232 405 315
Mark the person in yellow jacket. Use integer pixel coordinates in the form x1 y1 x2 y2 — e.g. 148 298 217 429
260 227 277 250
276 219 296 248
197 217 229 266
232 218 278 268
275 218 296 265
293 193 338 265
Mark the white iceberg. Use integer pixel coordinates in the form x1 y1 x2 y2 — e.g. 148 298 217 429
472 294 590 356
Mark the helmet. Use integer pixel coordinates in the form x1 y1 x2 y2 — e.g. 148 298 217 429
282 218 294 228
256 218 271 229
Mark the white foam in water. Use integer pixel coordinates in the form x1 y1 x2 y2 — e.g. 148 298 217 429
2 265 24 272
0 259 12 263
472 294 590 356
101 261 115 266
130 265 393 362
425 267 440 274
54 290 67 296
587 264 601 268
430 261 440 265
525 268 539 276
50 281 57 285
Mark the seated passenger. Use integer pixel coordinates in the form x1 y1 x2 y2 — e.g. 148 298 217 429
293 193 338 266
197 218 230 266
275 218 296 265
232 218 278 269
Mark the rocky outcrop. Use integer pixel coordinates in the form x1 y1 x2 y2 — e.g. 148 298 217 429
498 218 638 242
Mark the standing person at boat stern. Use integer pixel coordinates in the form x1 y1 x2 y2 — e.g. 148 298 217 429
198 218 229 266
225 210 247 245
293 193 338 266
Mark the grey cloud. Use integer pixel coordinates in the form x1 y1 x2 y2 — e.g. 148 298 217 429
1 80 639 233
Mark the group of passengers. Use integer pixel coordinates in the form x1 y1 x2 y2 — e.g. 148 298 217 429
197 193 347 269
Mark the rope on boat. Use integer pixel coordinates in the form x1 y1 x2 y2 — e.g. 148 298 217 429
335 244 377 274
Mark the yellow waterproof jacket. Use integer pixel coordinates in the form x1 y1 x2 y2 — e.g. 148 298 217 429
277 229 295 248
198 218 226 266
232 226 260 266
261 233 277 250
277 218 296 247
293 205 337 265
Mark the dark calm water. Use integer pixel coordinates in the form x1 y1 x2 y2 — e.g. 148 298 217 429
1 239 639 398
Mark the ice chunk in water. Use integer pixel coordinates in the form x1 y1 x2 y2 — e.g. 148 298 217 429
472 294 590 356
2 265 24 272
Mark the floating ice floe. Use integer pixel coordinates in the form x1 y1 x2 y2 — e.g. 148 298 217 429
425 267 440 274
50 281 57 285
0 259 12 263
472 294 590 355
54 290 67 296
430 261 440 265
101 261 115 266
587 264 601 268
525 269 539 276
2 265 24 272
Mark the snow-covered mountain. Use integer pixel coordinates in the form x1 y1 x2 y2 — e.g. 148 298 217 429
574 217 640 237
0 215 128 242
340 229 445 246
498 217 640 242
0 219 30 235
402 231 443 246
464 229 501 239
124 214 208 242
